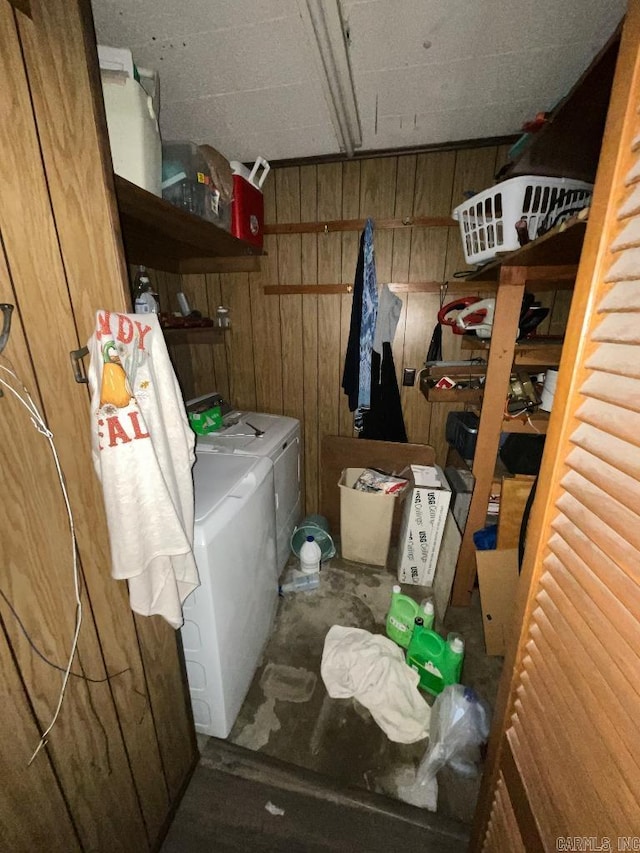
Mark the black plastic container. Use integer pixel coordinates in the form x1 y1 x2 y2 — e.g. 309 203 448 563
446 411 480 460
500 434 546 475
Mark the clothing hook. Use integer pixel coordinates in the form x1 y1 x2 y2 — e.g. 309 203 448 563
324 224 329 235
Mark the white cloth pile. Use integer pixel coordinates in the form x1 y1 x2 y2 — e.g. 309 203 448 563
320 625 430 743
87 311 198 628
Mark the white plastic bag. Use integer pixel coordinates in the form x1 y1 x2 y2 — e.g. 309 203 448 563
419 685 490 783
398 685 490 808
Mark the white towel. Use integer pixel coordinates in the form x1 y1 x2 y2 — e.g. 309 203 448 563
321 625 430 743
87 311 199 628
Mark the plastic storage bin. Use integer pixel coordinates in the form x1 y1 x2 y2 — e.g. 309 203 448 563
453 176 593 266
100 66 162 196
162 142 231 229
446 411 480 460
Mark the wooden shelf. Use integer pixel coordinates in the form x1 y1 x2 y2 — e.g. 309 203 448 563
461 335 564 366
114 176 263 274
465 216 587 287
423 387 484 403
162 326 224 345
501 410 550 434
464 406 551 435
419 363 486 402
504 31 619 184
449 32 619 609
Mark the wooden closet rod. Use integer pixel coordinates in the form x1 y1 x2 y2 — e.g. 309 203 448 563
264 215 457 235
263 281 496 295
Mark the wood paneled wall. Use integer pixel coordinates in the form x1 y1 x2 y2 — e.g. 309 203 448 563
0 2 196 850
158 146 571 516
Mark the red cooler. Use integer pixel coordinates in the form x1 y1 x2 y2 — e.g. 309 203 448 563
230 157 270 248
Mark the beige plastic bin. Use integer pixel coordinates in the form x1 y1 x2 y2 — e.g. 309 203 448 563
339 468 397 566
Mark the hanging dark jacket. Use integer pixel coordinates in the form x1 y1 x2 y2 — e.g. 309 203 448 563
360 343 407 442
341 228 365 412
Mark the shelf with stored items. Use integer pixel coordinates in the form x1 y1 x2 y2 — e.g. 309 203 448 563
460 334 564 366
449 215 581 607
419 362 487 403
501 28 619 184
114 175 264 275
460 403 551 436
162 326 225 345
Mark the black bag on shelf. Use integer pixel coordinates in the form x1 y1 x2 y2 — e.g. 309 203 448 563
499 434 546 475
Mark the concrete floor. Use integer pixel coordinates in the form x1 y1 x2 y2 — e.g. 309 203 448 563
214 551 503 825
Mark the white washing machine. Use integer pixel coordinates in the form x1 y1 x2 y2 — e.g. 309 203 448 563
181 452 278 738
187 393 301 574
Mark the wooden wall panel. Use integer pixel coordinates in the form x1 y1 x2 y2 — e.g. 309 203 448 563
339 161 361 438
317 163 344 453
390 155 416 377
402 151 455 451
0 6 150 847
300 164 319 511
176 273 215 398
0 243 81 853
1 2 197 848
168 144 572 513
276 167 304 423
307 163 342 486
155 269 201 400
206 272 232 403
221 272 257 411
254 175 283 413
0 628 80 852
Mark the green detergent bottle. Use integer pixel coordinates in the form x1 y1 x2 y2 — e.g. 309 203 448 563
406 622 465 696
386 586 435 648
386 585 418 648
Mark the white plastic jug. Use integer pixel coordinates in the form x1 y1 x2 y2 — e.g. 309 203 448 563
299 535 321 575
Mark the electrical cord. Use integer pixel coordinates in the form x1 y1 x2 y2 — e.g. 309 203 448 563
519 475 539 570
0 588 131 684
0 362 82 765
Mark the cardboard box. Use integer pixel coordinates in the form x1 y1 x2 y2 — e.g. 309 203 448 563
397 465 452 586
339 468 398 565
187 403 222 435
476 548 520 656
444 466 474 531
432 510 462 620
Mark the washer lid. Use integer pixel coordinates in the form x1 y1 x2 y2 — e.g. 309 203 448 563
193 452 265 523
196 411 299 460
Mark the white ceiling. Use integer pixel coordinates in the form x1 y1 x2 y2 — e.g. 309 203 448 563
91 0 625 163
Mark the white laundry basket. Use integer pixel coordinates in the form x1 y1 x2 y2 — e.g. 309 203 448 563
453 176 593 266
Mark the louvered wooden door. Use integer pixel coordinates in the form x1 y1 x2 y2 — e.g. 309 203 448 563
474 3 640 849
